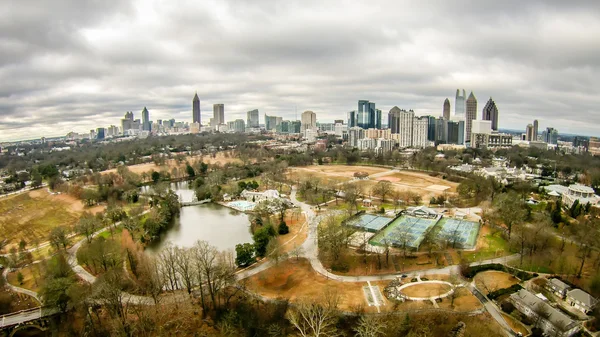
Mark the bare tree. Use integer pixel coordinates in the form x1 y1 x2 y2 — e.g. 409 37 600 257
354 315 386 337
371 180 393 203
286 302 341 337
175 247 196 295
158 243 180 291
136 253 165 304
291 244 305 261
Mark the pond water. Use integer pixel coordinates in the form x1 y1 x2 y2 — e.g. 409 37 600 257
143 182 253 253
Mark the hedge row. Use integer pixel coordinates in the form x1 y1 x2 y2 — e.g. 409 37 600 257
488 284 523 300
462 263 535 281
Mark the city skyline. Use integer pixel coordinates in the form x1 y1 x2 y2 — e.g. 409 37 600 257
2 1 600 141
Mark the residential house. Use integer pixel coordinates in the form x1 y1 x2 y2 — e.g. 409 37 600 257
546 279 571 299
566 289 597 314
510 289 580 337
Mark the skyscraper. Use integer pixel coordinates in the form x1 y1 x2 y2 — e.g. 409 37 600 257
301 110 317 132
142 107 150 131
357 100 376 129
482 98 499 131
533 120 539 141
375 109 382 129
213 104 224 125
193 93 201 125
388 107 402 134
247 109 259 128
465 92 477 143
525 124 534 141
443 98 451 120
455 89 466 117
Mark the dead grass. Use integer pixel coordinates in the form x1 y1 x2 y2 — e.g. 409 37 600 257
400 283 452 298
101 152 242 176
245 258 385 312
0 189 102 248
474 271 519 295
438 287 482 311
276 212 307 255
7 263 45 293
0 287 39 315
502 312 530 336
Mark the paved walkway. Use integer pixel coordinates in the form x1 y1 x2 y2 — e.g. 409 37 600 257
2 268 41 303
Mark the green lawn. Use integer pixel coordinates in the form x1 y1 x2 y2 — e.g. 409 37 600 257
462 230 513 263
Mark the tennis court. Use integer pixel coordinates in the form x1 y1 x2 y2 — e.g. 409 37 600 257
437 218 480 249
345 214 393 232
370 215 440 249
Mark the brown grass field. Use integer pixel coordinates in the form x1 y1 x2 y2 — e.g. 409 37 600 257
0 189 104 249
7 263 45 293
245 258 388 312
502 312 530 336
276 212 307 255
400 283 452 298
474 271 519 295
290 165 458 201
0 288 39 315
101 152 242 176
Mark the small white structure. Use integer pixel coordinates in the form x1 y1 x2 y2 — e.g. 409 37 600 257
545 184 600 208
405 206 438 219
240 189 281 202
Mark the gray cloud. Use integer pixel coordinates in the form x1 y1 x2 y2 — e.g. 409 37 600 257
1 0 600 141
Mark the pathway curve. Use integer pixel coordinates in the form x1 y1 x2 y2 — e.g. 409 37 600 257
2 268 41 303
289 186 519 282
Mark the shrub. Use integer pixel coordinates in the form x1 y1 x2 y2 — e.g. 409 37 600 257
488 284 523 300
278 221 289 235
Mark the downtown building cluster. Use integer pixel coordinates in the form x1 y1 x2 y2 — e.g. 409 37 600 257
69 91 570 156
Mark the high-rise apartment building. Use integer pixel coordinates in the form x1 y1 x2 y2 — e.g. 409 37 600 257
465 92 477 144
533 120 539 141
388 107 401 134
398 109 415 148
443 98 451 120
412 116 429 148
227 119 245 133
482 98 499 131
455 89 466 117
193 93 201 125
213 104 225 125
246 109 259 128
265 114 282 131
525 124 535 141
142 107 151 131
348 127 365 148
301 110 317 132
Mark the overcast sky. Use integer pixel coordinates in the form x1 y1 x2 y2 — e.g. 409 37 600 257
1 0 600 142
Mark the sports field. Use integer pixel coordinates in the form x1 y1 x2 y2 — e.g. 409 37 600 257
345 214 393 232
370 215 440 249
437 218 480 249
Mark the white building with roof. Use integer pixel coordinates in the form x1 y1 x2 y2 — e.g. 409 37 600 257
545 184 600 208
240 189 281 202
566 289 597 314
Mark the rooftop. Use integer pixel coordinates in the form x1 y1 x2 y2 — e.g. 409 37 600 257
567 289 597 307
569 184 595 194
511 289 577 330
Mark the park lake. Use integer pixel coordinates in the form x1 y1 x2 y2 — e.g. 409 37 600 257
143 182 254 253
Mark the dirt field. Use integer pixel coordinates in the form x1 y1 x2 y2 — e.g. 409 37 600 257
245 258 387 312
474 271 519 295
438 287 482 311
0 189 104 248
400 283 452 298
291 165 458 201
101 152 242 176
